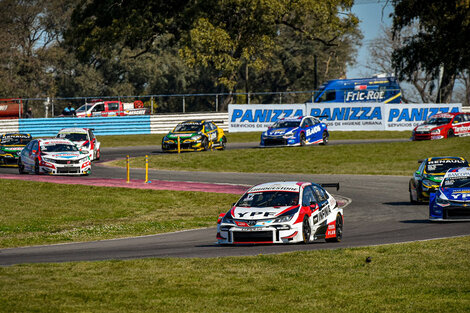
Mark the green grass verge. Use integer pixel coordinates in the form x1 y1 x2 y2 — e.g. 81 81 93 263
98 131 411 147
113 137 470 176
1 236 469 312
0 179 239 248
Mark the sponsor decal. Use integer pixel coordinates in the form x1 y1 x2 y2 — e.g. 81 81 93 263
249 184 299 192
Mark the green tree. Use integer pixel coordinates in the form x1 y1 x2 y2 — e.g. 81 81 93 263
391 0 470 103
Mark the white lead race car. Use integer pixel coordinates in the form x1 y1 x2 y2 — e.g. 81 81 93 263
217 181 343 244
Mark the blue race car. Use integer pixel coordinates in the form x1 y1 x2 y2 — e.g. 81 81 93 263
260 116 329 147
429 167 470 221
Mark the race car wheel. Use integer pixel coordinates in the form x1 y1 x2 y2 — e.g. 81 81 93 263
409 181 419 204
96 149 100 160
326 214 343 242
320 131 329 145
447 129 455 138
202 137 209 151
302 216 311 244
220 136 227 150
18 158 25 174
34 159 40 175
300 133 306 146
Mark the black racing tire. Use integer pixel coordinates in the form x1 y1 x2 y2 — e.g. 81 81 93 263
95 149 100 160
320 131 329 145
409 181 418 204
300 133 306 146
447 129 455 138
302 216 311 244
220 136 227 150
34 159 40 175
326 214 343 242
18 158 25 174
202 137 209 151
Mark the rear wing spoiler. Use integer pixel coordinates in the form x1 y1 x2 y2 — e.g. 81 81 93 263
319 183 340 190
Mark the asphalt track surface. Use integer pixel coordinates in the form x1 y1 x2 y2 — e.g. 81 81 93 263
1 139 469 265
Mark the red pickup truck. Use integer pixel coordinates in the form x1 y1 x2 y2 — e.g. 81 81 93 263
0 98 23 119
76 100 147 117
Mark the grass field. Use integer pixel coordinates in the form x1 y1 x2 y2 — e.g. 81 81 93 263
0 179 239 248
1 236 469 312
113 137 470 176
98 131 411 147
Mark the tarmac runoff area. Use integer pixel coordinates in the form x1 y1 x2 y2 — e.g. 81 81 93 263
0 174 350 207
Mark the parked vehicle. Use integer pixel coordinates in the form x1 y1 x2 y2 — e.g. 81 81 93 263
0 98 24 119
76 100 147 117
308 74 401 103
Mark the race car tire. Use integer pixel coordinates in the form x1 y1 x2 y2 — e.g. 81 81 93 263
447 129 455 138
202 137 209 151
320 131 329 145
95 149 100 160
300 133 306 146
409 181 417 204
302 216 311 244
326 214 343 242
34 159 40 175
220 136 227 150
18 158 25 174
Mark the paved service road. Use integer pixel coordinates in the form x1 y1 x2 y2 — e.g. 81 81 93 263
1 139 469 265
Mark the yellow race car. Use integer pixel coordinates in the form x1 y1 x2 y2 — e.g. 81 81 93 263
0 133 32 167
162 120 227 152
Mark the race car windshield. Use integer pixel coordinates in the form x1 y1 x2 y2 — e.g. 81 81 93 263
442 177 470 188
42 144 79 152
0 136 31 145
426 161 469 174
58 133 87 141
425 117 451 125
174 124 203 132
271 121 301 128
237 191 299 207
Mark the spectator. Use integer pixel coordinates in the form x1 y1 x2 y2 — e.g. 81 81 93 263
62 104 76 116
24 108 33 118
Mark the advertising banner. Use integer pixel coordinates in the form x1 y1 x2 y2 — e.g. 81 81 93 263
228 103 463 132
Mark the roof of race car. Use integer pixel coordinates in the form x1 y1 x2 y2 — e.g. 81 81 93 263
181 120 205 125
1 133 31 138
58 128 89 134
247 181 310 193
428 112 462 119
444 167 470 178
279 116 304 122
38 138 75 145
426 156 467 164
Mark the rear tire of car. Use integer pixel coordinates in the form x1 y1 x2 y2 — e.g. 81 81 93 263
447 129 455 138
300 133 306 146
95 149 100 160
202 137 209 151
409 181 419 204
320 131 329 145
302 216 311 244
326 214 343 242
18 158 25 174
34 159 40 175
220 136 227 150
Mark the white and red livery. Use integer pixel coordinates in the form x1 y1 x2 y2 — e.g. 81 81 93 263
217 181 343 244
412 112 470 140
56 128 101 161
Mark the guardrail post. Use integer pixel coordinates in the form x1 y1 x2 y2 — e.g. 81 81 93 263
215 94 219 112
126 155 130 183
151 96 154 115
182 96 186 113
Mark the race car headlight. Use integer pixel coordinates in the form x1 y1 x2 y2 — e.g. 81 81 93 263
42 157 54 163
422 179 437 189
192 135 202 141
273 214 294 223
81 149 89 154
221 215 235 224
79 156 88 162
283 132 294 139
436 197 450 207
431 128 441 134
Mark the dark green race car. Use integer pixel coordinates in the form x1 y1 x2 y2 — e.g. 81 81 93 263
409 156 469 203
0 133 32 167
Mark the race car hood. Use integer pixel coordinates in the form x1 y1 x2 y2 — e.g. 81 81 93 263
42 152 83 159
439 188 470 201
265 127 298 136
415 124 439 132
230 205 298 220
166 132 199 140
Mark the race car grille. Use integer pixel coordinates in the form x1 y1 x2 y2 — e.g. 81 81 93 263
232 231 273 243
263 138 287 146
57 167 81 174
164 142 196 150
444 205 470 219
54 159 80 164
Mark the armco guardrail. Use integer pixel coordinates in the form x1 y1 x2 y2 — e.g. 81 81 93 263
0 113 228 137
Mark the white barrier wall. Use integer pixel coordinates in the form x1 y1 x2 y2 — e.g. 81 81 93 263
228 103 463 132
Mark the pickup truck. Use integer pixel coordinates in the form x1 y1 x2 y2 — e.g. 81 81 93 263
76 100 147 117
0 98 23 119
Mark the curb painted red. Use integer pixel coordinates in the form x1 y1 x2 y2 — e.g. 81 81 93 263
0 174 249 195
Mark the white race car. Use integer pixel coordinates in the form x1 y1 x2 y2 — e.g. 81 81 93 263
217 181 343 244
18 138 91 175
56 128 101 161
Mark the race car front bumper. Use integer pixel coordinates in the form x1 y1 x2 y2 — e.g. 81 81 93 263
162 139 204 152
0 155 19 167
430 201 470 221
39 160 91 175
217 224 303 244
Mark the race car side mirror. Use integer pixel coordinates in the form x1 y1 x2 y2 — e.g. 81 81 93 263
415 171 420 175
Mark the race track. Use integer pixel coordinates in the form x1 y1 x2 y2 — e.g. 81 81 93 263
1 140 469 265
